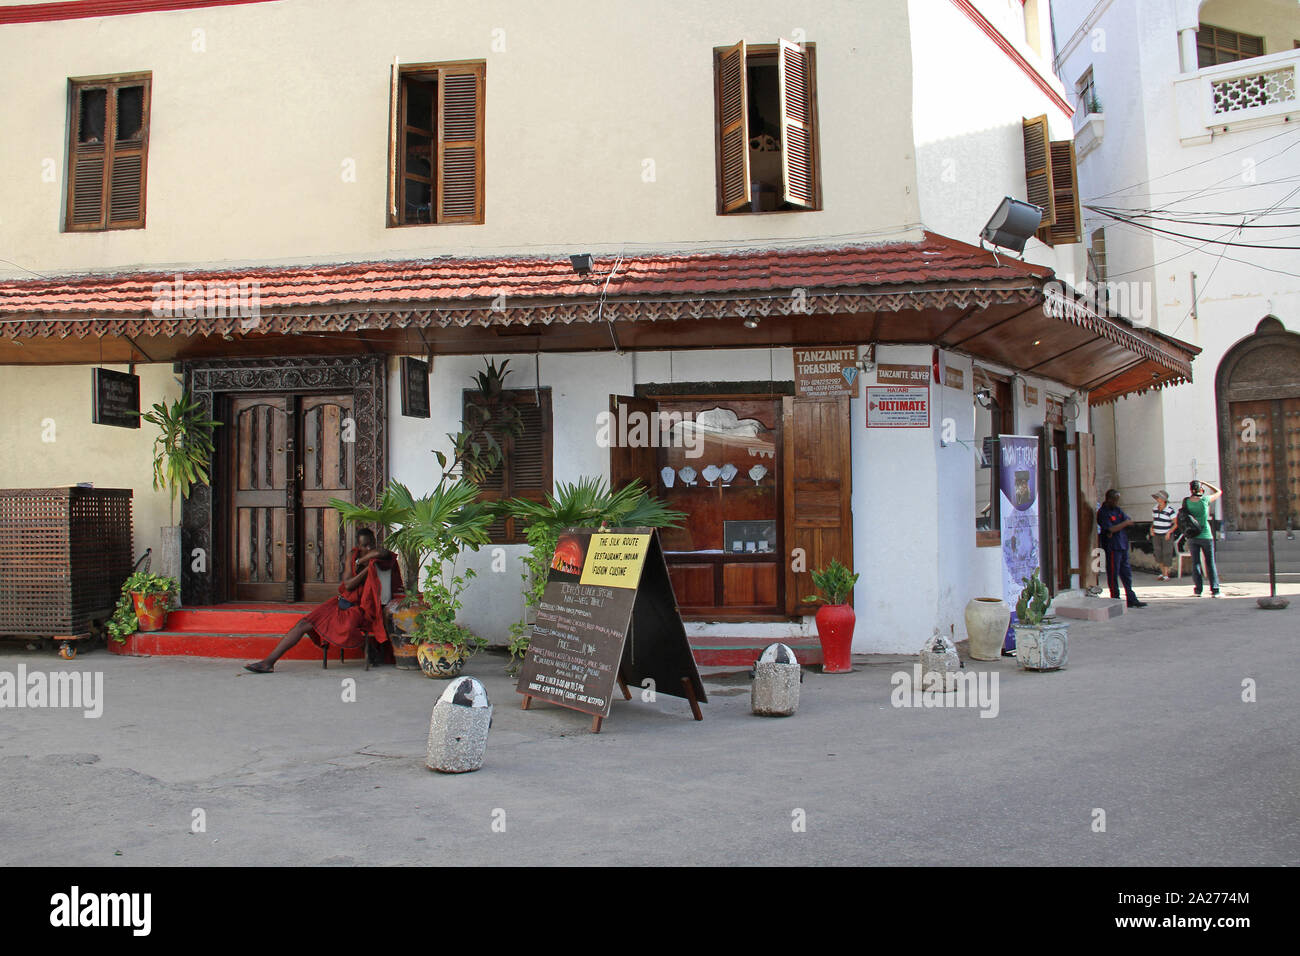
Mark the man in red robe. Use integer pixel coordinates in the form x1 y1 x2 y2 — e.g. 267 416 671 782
244 528 403 673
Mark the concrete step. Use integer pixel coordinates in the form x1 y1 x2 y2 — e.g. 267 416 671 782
107 629 358 662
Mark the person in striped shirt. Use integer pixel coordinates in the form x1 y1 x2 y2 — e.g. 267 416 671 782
1151 490 1176 580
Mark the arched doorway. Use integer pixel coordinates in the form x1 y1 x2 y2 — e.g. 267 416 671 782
1216 317 1300 531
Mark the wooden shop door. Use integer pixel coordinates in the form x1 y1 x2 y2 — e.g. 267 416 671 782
227 393 355 602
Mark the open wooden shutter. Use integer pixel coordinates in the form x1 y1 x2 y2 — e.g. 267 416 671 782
107 81 148 228
68 83 108 230
1041 140 1081 245
1022 114 1054 229
1076 431 1097 589
609 395 658 492
783 395 853 614
436 63 485 223
387 56 400 226
717 40 751 213
777 38 815 209
67 77 148 231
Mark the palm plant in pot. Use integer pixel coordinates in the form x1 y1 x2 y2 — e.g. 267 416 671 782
139 392 221 606
500 477 685 671
803 559 860 673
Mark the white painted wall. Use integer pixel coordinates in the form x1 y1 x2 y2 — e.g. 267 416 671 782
1053 0 1300 522
0 0 923 280
0 363 181 562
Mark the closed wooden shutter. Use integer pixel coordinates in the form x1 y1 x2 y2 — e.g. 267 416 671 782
608 395 658 491
465 388 551 543
1041 140 1081 245
437 63 485 224
388 56 400 226
716 40 751 213
67 76 148 231
1022 114 1054 228
782 396 853 614
777 38 815 209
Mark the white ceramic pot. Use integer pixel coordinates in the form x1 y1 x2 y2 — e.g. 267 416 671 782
964 597 1011 661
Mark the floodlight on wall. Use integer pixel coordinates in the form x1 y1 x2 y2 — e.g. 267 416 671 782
975 386 994 409
570 253 594 275
980 197 1043 258
744 316 760 329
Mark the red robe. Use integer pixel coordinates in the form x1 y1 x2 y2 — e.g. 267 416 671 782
303 549 403 650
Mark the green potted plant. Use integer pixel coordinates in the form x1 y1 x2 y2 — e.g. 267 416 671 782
1012 567 1068 671
802 559 860 674
139 392 221 604
111 571 179 636
501 477 685 670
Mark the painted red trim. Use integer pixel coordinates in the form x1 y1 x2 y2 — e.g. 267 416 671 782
0 0 277 25
948 0 1074 116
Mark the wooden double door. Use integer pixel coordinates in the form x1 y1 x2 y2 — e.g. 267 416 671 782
225 393 356 603
1228 397 1300 531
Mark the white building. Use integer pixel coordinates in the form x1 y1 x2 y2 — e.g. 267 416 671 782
1052 0 1300 536
0 0 1195 657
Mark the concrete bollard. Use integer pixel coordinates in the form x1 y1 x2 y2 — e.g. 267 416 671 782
751 642 802 717
920 630 960 693
426 677 493 773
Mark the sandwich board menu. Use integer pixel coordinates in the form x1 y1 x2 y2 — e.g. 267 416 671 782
515 527 707 732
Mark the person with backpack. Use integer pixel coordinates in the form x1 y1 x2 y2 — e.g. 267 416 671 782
1179 479 1222 597
1097 489 1147 608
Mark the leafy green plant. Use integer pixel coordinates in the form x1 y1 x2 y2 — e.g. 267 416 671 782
1015 567 1052 626
105 572 178 642
802 559 859 606
501 477 685 667
139 392 221 526
1085 91 1103 115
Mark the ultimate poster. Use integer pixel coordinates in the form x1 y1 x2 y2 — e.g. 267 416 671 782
998 435 1040 649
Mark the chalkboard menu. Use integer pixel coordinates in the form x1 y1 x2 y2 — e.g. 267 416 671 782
91 368 141 429
516 527 706 728
400 357 430 418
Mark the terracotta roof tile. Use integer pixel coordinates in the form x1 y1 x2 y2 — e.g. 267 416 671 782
0 232 1049 316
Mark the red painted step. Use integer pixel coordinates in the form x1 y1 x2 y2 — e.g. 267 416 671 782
166 604 310 635
108 629 366 662
688 637 823 667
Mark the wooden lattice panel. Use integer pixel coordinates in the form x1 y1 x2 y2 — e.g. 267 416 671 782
0 487 133 637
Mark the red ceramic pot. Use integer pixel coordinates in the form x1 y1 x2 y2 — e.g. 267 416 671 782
814 603 855 673
131 593 170 632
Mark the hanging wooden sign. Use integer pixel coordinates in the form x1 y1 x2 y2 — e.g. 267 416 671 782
944 366 965 390
1023 382 1040 406
875 363 931 386
793 347 860 398
91 368 140 429
400 357 430 418
516 527 706 732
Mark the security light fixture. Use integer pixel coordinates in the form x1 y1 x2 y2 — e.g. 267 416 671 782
744 316 760 329
980 197 1043 257
975 386 994 409
569 253 594 275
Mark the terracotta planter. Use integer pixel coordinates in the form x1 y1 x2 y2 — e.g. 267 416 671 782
131 592 170 632
390 631 420 670
965 597 1010 661
814 603 855 673
417 642 468 679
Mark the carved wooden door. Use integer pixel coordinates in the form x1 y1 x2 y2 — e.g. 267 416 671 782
1230 397 1300 531
298 395 355 603
229 396 292 601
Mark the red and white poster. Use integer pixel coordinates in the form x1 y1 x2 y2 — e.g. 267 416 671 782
866 386 930 428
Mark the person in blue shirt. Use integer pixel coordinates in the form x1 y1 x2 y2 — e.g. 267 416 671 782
1097 489 1147 608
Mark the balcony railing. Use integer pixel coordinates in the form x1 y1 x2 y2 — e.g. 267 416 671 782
1174 47 1299 145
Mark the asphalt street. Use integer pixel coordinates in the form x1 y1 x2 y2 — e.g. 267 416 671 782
1 576 1296 866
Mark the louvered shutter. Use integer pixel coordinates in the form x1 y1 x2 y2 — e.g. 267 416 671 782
778 38 815 209
437 64 485 224
67 78 148 231
782 396 853 614
1041 140 1081 245
388 56 400 226
464 389 551 543
717 40 751 213
68 84 107 230
1022 115 1054 228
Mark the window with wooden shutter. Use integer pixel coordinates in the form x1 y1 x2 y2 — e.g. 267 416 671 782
1022 116 1081 247
66 73 150 232
715 41 819 214
1196 24 1264 68
782 395 852 614
391 60 485 226
463 388 552 543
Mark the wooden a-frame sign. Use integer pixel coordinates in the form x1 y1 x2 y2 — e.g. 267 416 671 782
516 527 707 733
